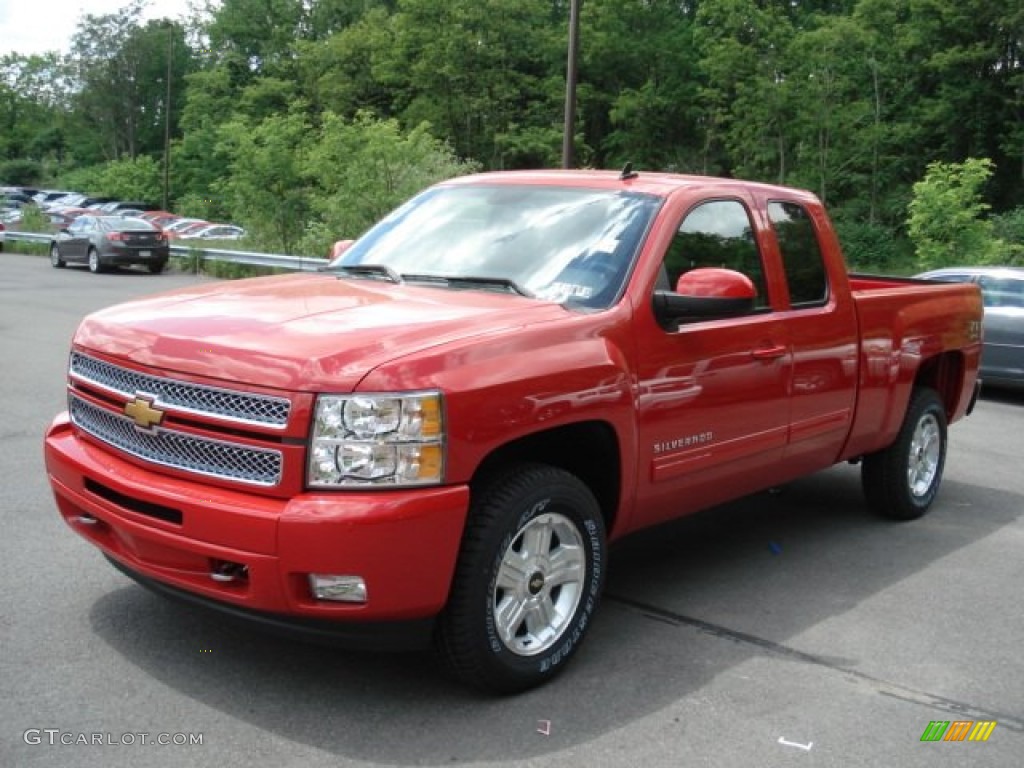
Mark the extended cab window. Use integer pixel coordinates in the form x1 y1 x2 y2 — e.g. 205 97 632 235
767 201 828 307
661 200 769 308
978 276 1024 309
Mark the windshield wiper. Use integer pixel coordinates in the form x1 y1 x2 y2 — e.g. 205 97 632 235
323 264 402 284
402 273 534 298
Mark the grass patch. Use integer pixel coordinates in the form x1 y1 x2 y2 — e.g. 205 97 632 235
2 240 50 256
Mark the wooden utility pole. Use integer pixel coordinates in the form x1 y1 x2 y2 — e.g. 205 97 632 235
163 22 173 211
562 0 581 169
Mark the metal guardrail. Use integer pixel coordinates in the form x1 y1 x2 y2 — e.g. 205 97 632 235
168 244 328 272
3 231 51 244
2 231 329 273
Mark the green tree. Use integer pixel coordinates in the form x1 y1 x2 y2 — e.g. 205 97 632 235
908 157 1004 268
302 0 398 40
0 159 44 185
215 105 313 254
694 0 796 181
60 155 162 201
990 207 1024 264
784 16 875 208
173 66 237 212
0 52 73 171
300 110 477 255
854 0 1024 214
293 7 403 119
205 0 305 81
69 3 192 163
581 0 701 171
392 0 563 168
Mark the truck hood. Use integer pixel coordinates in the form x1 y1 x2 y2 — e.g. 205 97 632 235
74 273 566 391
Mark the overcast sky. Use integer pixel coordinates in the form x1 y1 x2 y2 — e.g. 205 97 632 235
1 1 198 57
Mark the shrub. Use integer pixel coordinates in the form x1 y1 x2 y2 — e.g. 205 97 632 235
0 159 43 186
907 158 1004 269
833 220 912 273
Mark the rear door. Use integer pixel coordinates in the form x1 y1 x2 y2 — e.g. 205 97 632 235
64 216 91 261
762 197 858 474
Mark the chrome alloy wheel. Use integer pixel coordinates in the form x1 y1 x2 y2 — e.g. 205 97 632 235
492 511 585 656
907 412 941 498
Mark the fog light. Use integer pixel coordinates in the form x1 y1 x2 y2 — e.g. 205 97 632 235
309 574 367 603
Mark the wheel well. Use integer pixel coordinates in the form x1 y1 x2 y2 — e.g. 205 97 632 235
471 421 621 532
914 351 966 418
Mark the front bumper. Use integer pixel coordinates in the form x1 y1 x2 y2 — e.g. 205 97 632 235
44 412 470 648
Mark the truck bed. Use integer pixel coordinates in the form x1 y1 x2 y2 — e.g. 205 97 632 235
841 273 983 460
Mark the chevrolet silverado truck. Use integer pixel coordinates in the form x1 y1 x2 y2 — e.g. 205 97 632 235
45 169 983 693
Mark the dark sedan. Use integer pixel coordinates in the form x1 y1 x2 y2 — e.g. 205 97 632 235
50 215 170 274
917 266 1024 389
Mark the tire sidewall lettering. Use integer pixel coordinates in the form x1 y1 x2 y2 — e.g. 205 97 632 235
516 498 550 531
484 489 603 672
484 530 516 655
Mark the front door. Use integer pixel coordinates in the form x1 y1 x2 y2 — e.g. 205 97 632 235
633 197 792 528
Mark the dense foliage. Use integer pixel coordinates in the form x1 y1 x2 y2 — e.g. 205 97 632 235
2 0 1022 263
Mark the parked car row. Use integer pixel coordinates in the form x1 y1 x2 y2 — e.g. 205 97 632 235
0 184 247 274
6 185 245 234
1 186 32 224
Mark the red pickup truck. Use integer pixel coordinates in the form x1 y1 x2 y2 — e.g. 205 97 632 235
45 169 983 693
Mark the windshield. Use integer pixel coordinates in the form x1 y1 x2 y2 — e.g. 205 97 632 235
332 184 661 309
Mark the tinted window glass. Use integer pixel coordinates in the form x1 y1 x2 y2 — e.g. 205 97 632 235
663 200 768 307
100 217 157 231
978 276 1024 309
768 201 828 307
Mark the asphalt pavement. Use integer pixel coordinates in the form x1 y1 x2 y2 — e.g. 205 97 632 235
1 252 1021 767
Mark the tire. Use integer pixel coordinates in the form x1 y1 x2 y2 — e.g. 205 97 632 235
148 260 166 275
862 387 947 520
87 247 104 274
50 243 66 268
435 463 606 693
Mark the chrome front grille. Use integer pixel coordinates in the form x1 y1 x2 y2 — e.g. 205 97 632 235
70 396 283 486
70 352 290 428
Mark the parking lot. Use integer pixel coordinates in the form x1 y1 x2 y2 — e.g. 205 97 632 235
2 251 1021 767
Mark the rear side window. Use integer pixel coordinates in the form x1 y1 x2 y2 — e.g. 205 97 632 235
768 201 828 307
662 200 769 308
978 276 1024 309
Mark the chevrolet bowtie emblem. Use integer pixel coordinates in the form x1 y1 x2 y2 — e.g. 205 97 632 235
124 396 165 430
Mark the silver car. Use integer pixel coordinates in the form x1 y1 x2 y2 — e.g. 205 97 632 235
917 266 1024 389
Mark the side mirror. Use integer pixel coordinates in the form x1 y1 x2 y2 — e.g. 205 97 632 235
330 239 354 260
653 267 756 327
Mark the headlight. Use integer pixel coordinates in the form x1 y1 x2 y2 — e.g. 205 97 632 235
308 392 444 487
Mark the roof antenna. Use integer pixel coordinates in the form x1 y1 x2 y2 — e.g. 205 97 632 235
620 162 638 181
